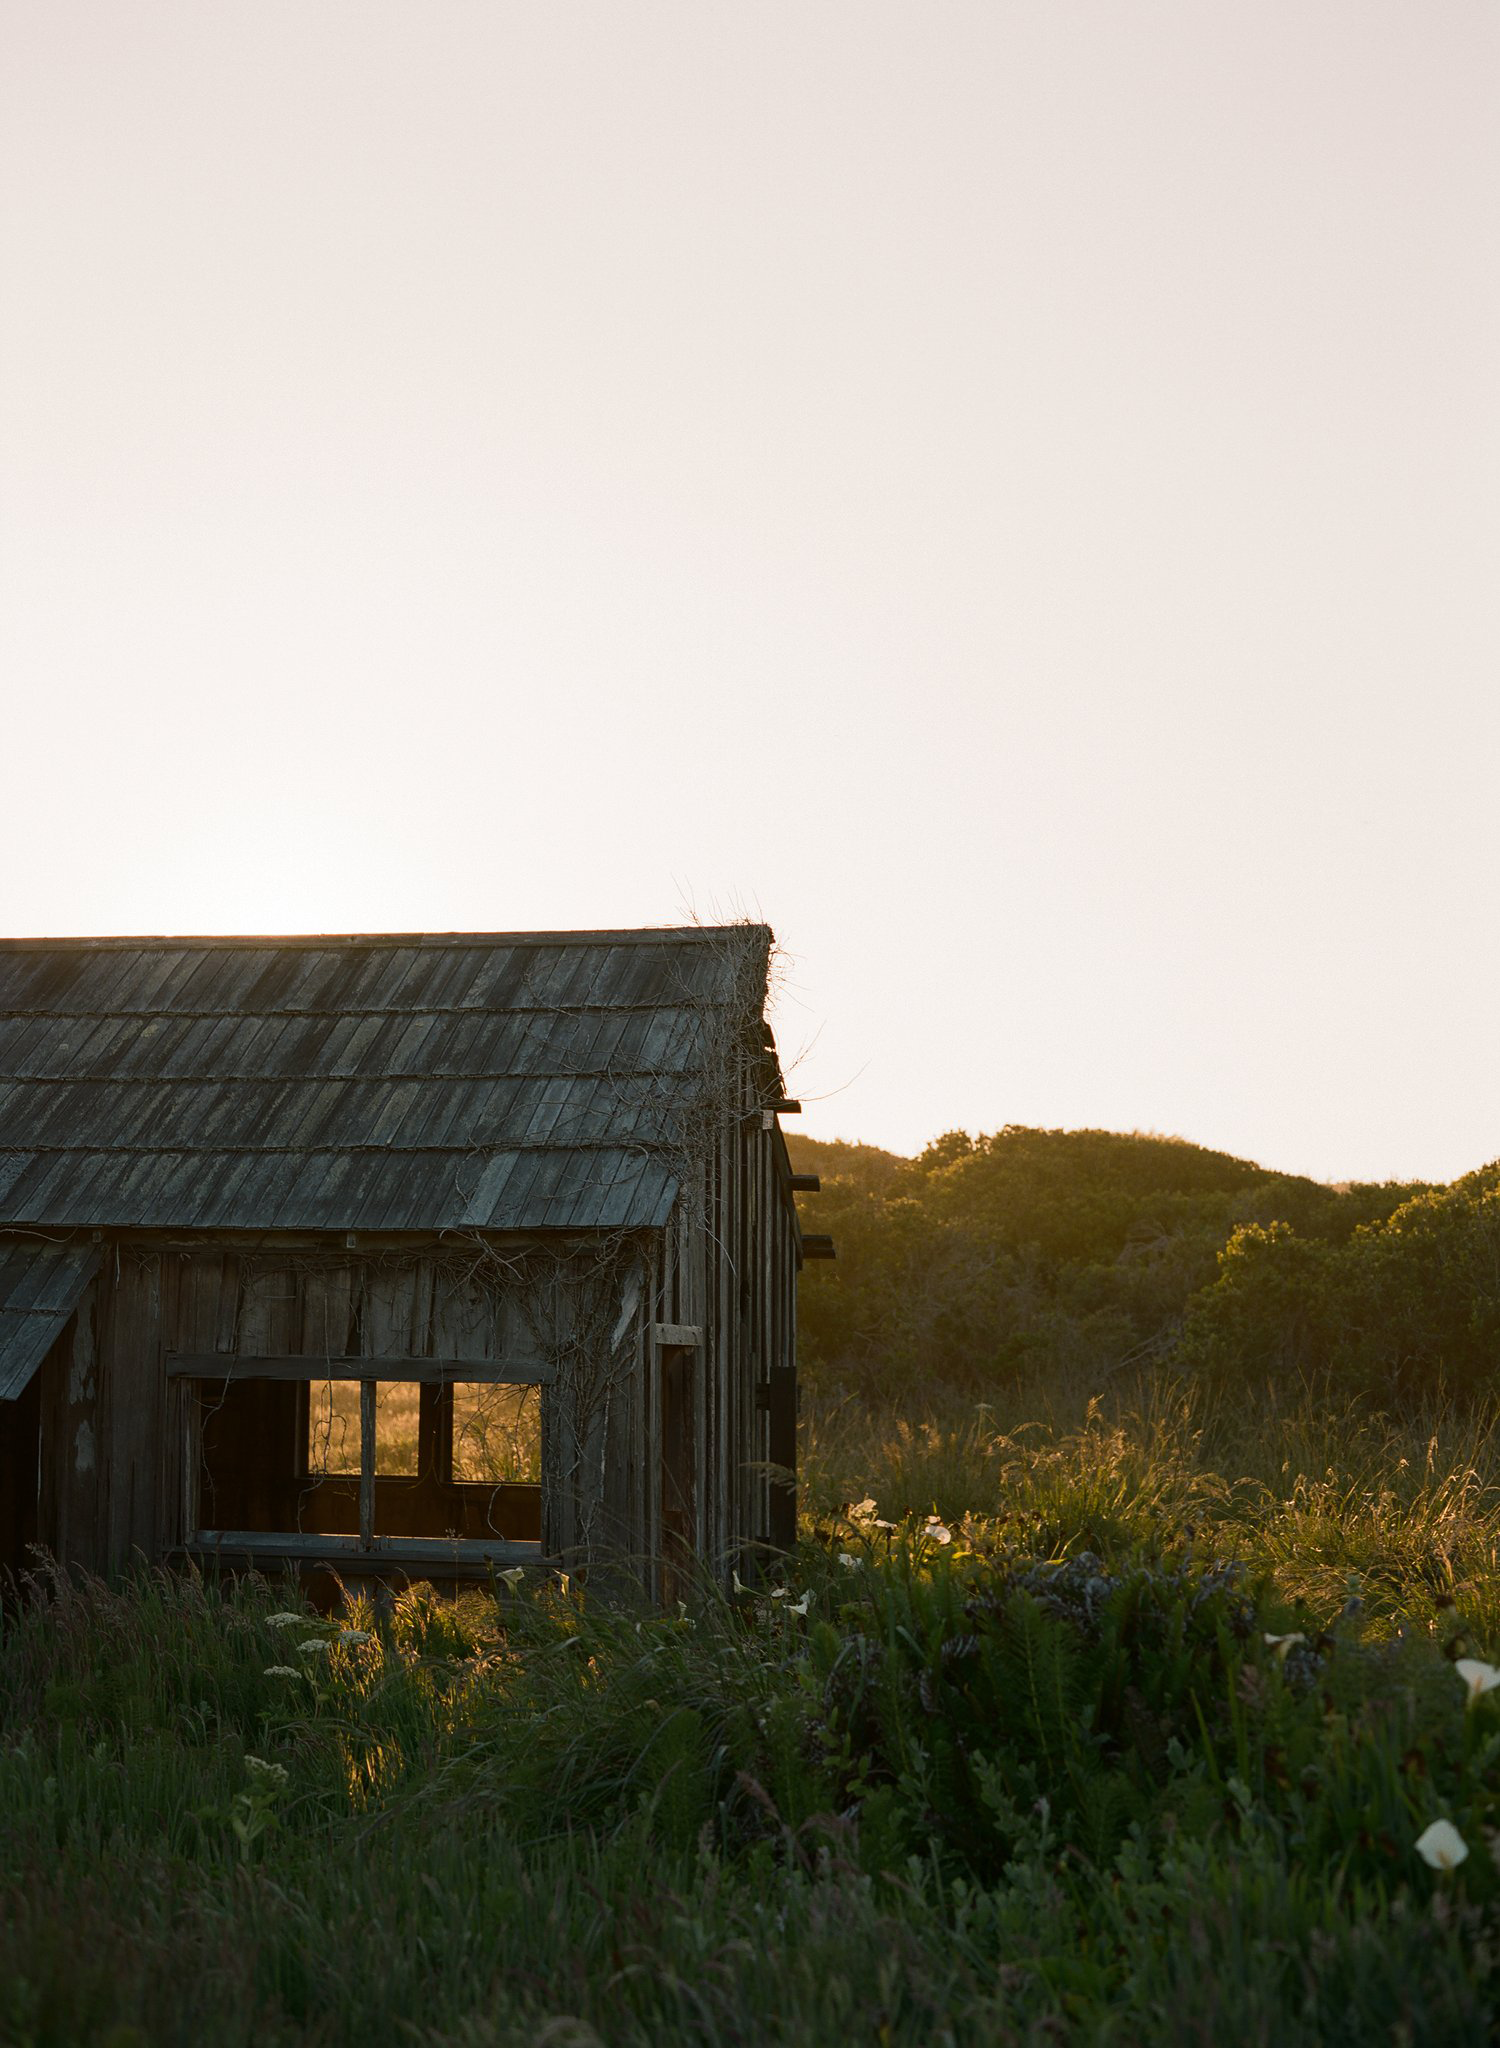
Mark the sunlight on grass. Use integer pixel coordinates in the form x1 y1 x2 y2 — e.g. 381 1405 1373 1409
803 1370 1500 1638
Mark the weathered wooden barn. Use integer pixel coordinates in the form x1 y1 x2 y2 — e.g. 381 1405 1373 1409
0 925 826 1598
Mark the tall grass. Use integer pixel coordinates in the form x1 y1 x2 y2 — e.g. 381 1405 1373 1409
806 1368 1500 1632
6 1376 1500 2045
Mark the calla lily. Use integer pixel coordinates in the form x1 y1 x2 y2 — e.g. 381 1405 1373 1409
787 1591 812 1617
837 1553 862 1569
768 1587 789 1600
1455 1658 1500 1705
1263 1632 1306 1661
497 1567 526 1589
1415 1819 1469 1870
732 1569 752 1596
925 1516 953 1545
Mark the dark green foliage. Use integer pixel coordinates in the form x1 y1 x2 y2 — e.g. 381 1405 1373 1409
789 1125 1453 1403
7 1508 1500 2045
1181 1164 1500 1399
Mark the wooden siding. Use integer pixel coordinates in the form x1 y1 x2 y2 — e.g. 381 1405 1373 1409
22 1132 799 1593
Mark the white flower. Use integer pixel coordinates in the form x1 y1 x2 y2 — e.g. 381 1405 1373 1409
244 1755 289 1788
298 1639 331 1656
1263 1632 1306 1661
925 1517 953 1546
266 1613 305 1628
732 1569 752 1595
497 1567 526 1589
768 1587 789 1601
262 1665 300 1679
1415 1818 1469 1871
337 1629 373 1646
847 1497 894 1530
1455 1658 1500 1705
838 1553 863 1570
787 1591 812 1617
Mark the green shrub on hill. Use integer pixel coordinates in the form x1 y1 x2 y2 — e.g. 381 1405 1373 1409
788 1126 1429 1402
1181 1164 1500 1400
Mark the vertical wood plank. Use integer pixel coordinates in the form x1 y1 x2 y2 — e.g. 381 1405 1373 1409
37 1285 101 1573
105 1254 163 1574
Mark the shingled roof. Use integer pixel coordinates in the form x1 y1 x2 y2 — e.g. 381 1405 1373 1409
0 927 773 1235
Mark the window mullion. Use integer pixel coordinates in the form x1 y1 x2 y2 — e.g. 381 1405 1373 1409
359 1380 376 1548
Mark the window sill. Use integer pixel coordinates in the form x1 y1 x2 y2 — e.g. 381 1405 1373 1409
186 1530 546 1573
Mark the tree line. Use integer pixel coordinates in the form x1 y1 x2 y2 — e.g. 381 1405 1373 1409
788 1125 1500 1406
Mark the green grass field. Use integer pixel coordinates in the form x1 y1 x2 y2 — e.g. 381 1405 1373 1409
6 1367 1500 2045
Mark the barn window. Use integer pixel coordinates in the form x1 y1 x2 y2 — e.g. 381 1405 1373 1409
172 1355 545 1572
302 1379 541 1484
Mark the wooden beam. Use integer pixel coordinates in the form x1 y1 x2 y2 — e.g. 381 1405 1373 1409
789 1174 820 1192
800 1235 836 1260
166 1353 554 1385
651 1323 702 1348
188 1530 545 1569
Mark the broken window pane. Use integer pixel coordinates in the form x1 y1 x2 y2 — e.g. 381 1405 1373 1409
374 1382 421 1475
451 1383 542 1484
307 1379 361 1475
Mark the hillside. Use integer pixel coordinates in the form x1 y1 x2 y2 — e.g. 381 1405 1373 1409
787 1125 1434 1400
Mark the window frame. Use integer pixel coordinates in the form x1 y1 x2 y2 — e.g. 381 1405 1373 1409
169 1351 548 1568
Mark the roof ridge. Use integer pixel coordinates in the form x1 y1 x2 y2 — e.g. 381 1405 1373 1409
0 926 771 953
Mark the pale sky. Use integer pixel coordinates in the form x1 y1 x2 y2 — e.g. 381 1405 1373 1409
3 4 1497 1186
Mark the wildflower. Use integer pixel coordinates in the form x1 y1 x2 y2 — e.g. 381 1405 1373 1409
337 1629 373 1646
298 1639 331 1656
1455 1658 1500 1705
497 1567 526 1589
244 1755 289 1788
847 1497 895 1531
1263 1632 1306 1661
768 1586 789 1600
925 1516 953 1546
732 1569 752 1595
838 1553 862 1570
787 1591 812 1617
266 1613 304 1628
1415 1819 1469 1871
262 1665 300 1679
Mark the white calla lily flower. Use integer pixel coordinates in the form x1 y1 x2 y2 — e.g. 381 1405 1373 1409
1455 1657 1500 1705
1415 1819 1469 1871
